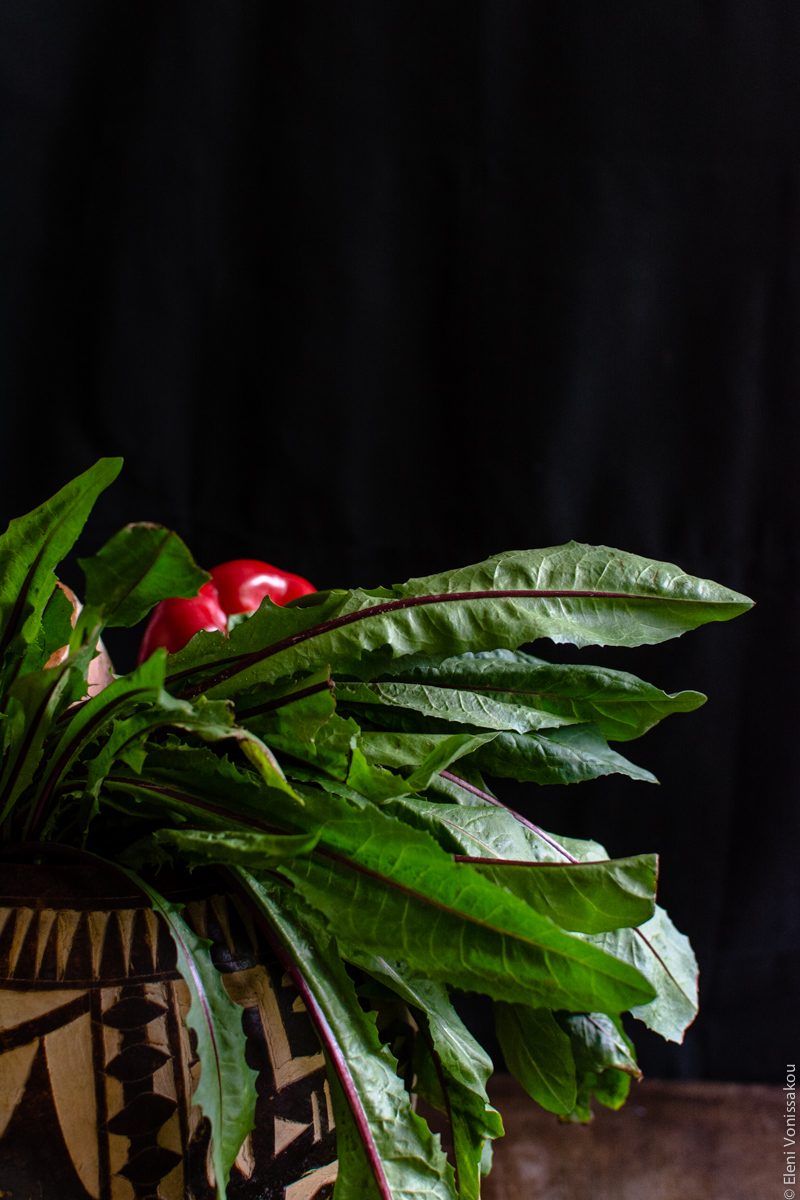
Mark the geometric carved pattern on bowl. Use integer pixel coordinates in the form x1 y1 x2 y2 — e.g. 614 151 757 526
182 895 338 1200
0 905 178 989
0 889 338 1200
0 977 190 1200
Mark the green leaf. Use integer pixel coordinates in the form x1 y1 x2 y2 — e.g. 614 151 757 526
357 731 441 769
562 1071 629 1123
0 457 121 670
33 656 298 837
411 783 694 1040
0 669 71 823
348 649 707 742
473 724 658 785
556 1012 640 1078
18 583 76 675
237 667 336 742
233 871 457 1200
464 854 658 934
279 763 370 806
352 704 657 786
382 797 591 864
409 759 501 806
123 775 657 1016
120 870 257 1200
233 734 301 801
78 695 279 839
404 734 500 792
407 784 694 1041
550 831 613 862
362 724 501 792
29 653 175 822
0 643 97 825
78 522 210 631
154 826 322 866
579 906 699 1042
591 1064 632 1109
265 789 657 1013
165 544 753 702
349 951 503 1200
83 697 232 792
265 712 413 803
335 679 571 734
493 1003 577 1116
556 1012 637 1124
104 745 286 835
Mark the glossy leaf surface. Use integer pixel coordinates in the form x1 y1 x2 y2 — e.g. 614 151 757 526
352 703 657 785
276 846 657 1013
165 543 752 701
0 458 121 672
580 907 699 1042
463 853 658 934
79 521 210 630
346 649 707 742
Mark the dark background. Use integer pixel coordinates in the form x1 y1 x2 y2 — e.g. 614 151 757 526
1 2 797 1083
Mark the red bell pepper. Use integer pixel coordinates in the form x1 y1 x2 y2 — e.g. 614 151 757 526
138 560 315 662
137 581 228 662
210 559 315 614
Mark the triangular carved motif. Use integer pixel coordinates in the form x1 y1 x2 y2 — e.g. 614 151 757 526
142 908 159 970
116 909 136 976
45 1011 99 1199
86 911 111 978
274 1116 311 1155
0 1038 39 1139
9 907 35 976
35 909 58 977
185 900 207 940
0 906 13 941
56 910 82 980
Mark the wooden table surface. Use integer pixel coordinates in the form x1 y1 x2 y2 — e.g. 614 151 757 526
479 1076 784 1200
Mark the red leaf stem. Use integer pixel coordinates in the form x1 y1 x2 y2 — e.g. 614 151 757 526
170 588 655 700
439 771 578 863
217 867 394 1200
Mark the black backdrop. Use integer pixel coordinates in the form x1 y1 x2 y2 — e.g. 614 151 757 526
1 2 798 1084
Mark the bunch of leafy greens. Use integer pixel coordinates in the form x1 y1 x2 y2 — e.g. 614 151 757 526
0 459 753 1200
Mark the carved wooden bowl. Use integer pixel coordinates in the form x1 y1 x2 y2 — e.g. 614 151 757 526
0 863 337 1200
